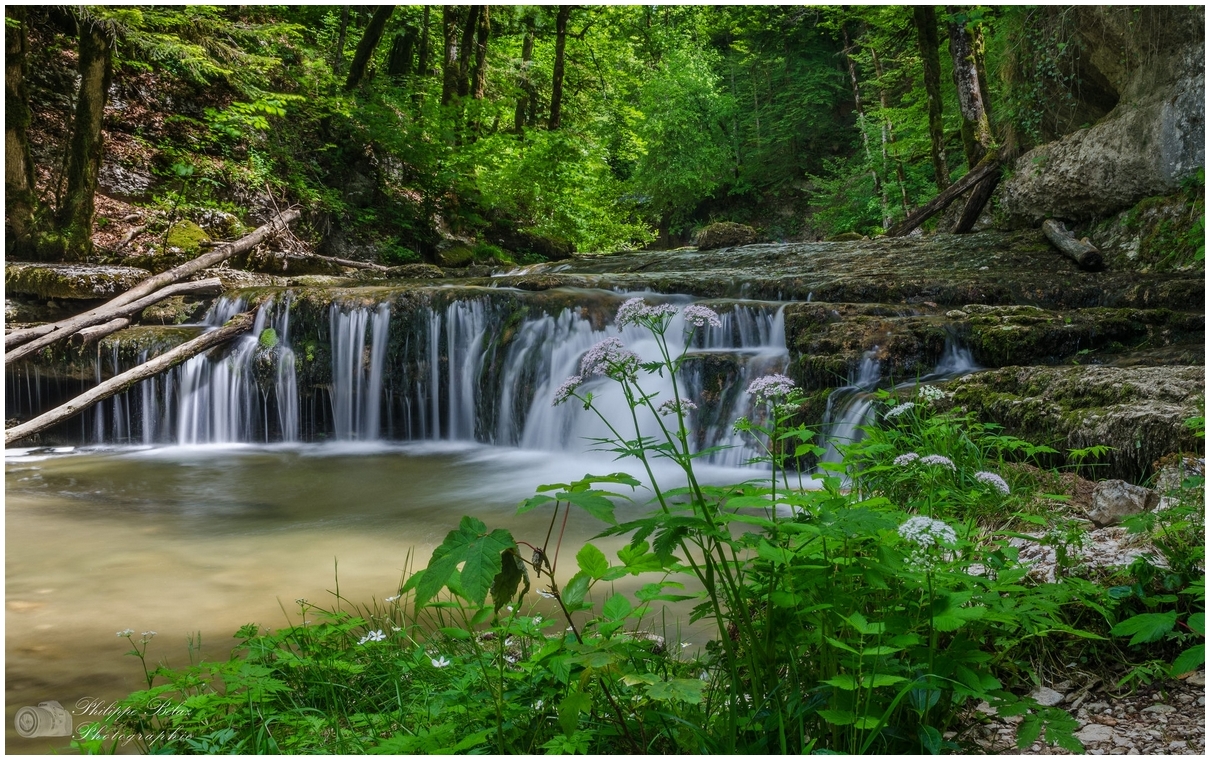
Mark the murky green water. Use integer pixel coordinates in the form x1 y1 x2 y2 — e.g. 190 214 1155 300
6 443 756 752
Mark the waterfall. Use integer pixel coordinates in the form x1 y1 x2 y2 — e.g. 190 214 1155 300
329 303 390 441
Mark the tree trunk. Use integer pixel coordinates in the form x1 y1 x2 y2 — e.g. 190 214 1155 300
417 6 430 76
344 5 395 90
1042 219 1104 269
6 208 298 357
387 29 416 79
548 6 572 130
458 6 480 99
5 278 224 362
841 25 885 226
885 151 998 237
54 16 113 261
951 171 999 233
5 6 37 255
870 47 907 223
471 5 489 100
947 7 993 169
441 6 461 105
514 20 535 132
334 6 349 75
5 311 256 446
914 5 950 191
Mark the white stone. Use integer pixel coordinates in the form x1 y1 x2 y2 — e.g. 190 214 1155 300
1077 724 1116 743
1141 704 1176 714
1031 685 1066 706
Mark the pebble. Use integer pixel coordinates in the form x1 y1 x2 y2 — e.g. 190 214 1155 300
1032 685 1066 706
1077 724 1116 743
1142 704 1176 714
1171 741 1188 750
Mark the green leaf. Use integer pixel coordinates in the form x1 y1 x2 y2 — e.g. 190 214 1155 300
576 543 609 580
439 627 471 640
558 691 592 737
1171 644 1205 676
602 593 632 621
757 539 793 566
1188 612 1205 636
1111 611 1178 645
490 548 529 613
517 494 556 515
823 674 859 691
561 490 620 524
646 678 705 704
818 709 856 726
414 517 516 608
919 725 943 754
865 673 907 688
562 572 591 608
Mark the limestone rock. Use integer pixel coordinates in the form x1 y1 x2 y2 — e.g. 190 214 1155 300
5 262 150 300
436 245 475 268
1076 724 1116 744
1153 455 1205 493
486 225 574 261
98 161 156 200
386 263 444 279
1031 686 1066 707
696 222 757 250
1088 479 1160 527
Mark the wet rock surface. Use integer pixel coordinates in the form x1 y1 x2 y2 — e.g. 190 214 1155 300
5 262 151 300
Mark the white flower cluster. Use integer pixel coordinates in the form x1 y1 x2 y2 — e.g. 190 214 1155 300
552 374 583 406
917 385 948 402
894 452 920 466
974 470 1011 495
117 628 135 638
919 454 956 471
658 398 698 416
616 297 678 327
682 304 723 329
746 373 796 402
580 337 639 381
884 402 915 420
898 516 958 548
358 629 386 645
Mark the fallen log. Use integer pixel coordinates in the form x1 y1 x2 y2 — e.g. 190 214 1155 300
5 311 255 446
5 278 223 364
71 318 130 345
886 151 999 237
5 207 299 350
296 251 390 272
1042 218 1103 270
952 171 1002 234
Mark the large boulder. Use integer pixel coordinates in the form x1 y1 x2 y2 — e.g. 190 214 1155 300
696 222 757 250
1088 479 1160 527
999 8 1204 224
486 224 574 261
5 262 150 300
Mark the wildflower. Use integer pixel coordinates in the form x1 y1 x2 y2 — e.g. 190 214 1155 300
384 595 400 603
919 454 956 471
358 630 386 645
894 452 920 466
884 402 915 420
504 655 517 665
974 471 1011 495
616 298 678 327
746 373 796 402
898 516 958 548
552 375 583 406
295 598 309 606
682 304 723 329
533 699 545 711
431 656 451 668
917 385 947 402
658 398 698 416
117 629 134 638
141 631 157 640
537 589 555 599
580 337 639 381
533 615 543 624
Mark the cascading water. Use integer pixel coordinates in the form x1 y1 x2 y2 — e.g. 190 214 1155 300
329 303 390 441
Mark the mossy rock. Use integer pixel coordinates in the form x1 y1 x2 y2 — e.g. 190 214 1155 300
137 295 212 325
826 232 866 242
436 245 476 268
5 262 150 300
165 220 211 254
696 222 757 250
386 263 444 279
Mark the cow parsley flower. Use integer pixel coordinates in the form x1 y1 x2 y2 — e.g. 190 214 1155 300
974 471 1011 495
580 337 640 381
117 629 134 638
894 452 920 466
682 304 723 329
898 516 958 548
884 402 915 420
358 630 386 645
385 595 400 603
615 298 678 327
552 375 584 406
746 373 796 402
917 385 947 402
919 454 956 471
658 398 698 416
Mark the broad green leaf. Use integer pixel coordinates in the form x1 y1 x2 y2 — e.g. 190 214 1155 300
865 673 907 688
1171 644 1205 676
562 572 591 607
576 543 609 579
823 674 859 691
646 678 705 704
517 494 556 515
558 692 592 736
439 626 471 640
561 490 619 524
602 593 632 621
817 709 856 726
490 548 529 613
413 517 516 608
1111 611 1178 645
1188 612 1205 636
852 715 882 730
757 539 793 566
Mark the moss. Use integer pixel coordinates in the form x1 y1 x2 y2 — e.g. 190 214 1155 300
436 245 476 268
5 263 151 300
258 328 279 349
164 220 211 254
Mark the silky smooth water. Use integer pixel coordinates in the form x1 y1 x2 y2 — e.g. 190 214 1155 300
5 443 760 752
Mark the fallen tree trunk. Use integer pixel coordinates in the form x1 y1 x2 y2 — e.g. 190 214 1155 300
293 251 389 272
5 278 223 364
886 152 999 237
952 171 1002 233
1042 218 1103 270
5 311 255 446
5 207 299 349
71 318 130 345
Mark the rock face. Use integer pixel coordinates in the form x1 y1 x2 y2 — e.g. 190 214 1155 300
435 245 475 268
5 262 150 300
1087 479 1160 526
696 222 757 250
1000 7 1204 224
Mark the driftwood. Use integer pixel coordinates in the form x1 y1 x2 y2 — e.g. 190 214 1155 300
4 278 223 364
116 224 147 249
1042 219 1103 270
281 251 389 272
71 318 130 345
886 152 999 237
5 207 299 350
952 170 1002 234
7 207 298 350
5 311 255 446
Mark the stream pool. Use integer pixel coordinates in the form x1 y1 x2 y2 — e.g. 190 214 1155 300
5 442 766 752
